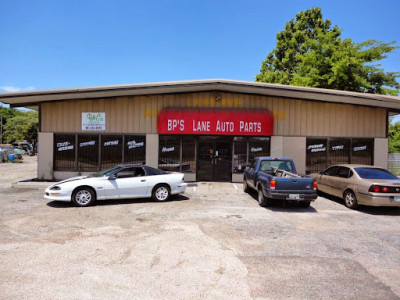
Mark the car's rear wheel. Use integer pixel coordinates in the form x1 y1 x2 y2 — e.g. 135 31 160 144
243 178 250 193
72 187 95 207
258 188 272 207
152 184 170 202
344 190 358 209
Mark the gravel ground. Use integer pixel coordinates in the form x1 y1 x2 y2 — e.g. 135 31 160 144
0 156 400 299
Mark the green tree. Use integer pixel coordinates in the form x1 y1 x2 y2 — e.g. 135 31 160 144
389 121 400 153
256 7 400 95
3 110 38 143
0 105 23 143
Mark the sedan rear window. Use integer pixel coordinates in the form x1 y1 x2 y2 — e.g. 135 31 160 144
354 168 398 179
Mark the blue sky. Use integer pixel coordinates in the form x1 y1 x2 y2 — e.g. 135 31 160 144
0 0 399 93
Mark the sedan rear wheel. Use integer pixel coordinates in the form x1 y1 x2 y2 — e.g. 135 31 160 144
344 190 358 209
72 187 95 207
152 184 170 202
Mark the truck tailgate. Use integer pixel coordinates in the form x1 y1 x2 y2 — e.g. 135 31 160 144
275 177 315 192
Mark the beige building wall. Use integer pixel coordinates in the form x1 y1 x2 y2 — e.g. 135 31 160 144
38 132 54 180
40 92 387 138
39 91 388 181
282 137 307 174
270 136 284 157
145 134 158 168
374 138 389 169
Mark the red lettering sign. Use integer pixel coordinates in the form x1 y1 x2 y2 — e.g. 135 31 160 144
158 109 274 135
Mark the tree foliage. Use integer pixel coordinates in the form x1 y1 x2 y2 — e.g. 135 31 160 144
389 121 400 153
256 7 400 95
1 106 38 144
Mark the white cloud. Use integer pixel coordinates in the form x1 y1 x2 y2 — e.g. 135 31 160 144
0 86 35 93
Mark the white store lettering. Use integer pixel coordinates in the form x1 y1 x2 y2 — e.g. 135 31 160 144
162 147 175 152
167 119 184 131
239 121 261 133
193 120 211 132
80 141 96 147
216 121 234 132
127 140 144 149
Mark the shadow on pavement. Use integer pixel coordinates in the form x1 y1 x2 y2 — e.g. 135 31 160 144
248 190 317 213
319 192 400 216
47 195 190 208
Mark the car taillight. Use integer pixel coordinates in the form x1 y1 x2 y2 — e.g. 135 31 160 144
369 185 390 193
313 181 318 190
270 180 276 190
369 185 381 193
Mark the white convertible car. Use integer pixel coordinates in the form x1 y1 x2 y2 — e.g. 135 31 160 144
44 165 187 207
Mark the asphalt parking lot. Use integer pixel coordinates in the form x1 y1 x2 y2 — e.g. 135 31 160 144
1 156 400 299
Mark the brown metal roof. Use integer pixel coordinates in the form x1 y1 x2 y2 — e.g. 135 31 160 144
0 79 399 109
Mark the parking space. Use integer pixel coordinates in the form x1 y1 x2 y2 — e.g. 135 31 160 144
0 159 400 299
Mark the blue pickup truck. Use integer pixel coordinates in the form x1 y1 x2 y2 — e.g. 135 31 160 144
243 157 318 208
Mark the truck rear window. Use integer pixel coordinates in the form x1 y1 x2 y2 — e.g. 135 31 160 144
260 160 293 172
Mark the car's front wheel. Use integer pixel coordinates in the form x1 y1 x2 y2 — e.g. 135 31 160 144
72 187 95 207
152 184 170 202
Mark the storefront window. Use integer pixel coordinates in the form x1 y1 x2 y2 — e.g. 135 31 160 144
124 135 145 165
54 134 76 171
233 137 247 173
181 136 195 173
159 136 181 172
351 139 374 165
329 138 350 166
78 135 99 172
249 137 270 162
306 138 374 174
101 135 122 169
306 139 327 174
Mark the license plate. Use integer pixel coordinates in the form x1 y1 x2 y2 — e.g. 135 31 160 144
288 194 300 200
393 197 400 202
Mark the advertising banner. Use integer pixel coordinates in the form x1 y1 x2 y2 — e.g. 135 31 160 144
158 109 273 135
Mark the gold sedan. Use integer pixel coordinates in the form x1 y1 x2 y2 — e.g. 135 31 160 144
310 164 400 209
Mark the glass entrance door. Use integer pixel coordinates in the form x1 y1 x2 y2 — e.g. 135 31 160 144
197 138 232 181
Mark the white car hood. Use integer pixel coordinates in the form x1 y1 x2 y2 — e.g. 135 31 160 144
49 176 88 188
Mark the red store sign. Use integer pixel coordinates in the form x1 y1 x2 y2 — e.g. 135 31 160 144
158 109 274 136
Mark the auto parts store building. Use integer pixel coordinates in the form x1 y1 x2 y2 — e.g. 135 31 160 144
1 79 399 182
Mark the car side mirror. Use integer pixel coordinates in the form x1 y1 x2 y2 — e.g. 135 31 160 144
108 175 117 180
319 171 324 175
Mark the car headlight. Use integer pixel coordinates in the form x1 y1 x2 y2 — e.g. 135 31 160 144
49 186 61 190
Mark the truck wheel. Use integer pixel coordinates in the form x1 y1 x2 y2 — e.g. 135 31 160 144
243 178 250 193
299 201 311 208
258 188 272 207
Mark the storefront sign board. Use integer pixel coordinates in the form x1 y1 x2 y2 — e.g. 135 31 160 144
82 113 106 130
158 109 274 136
